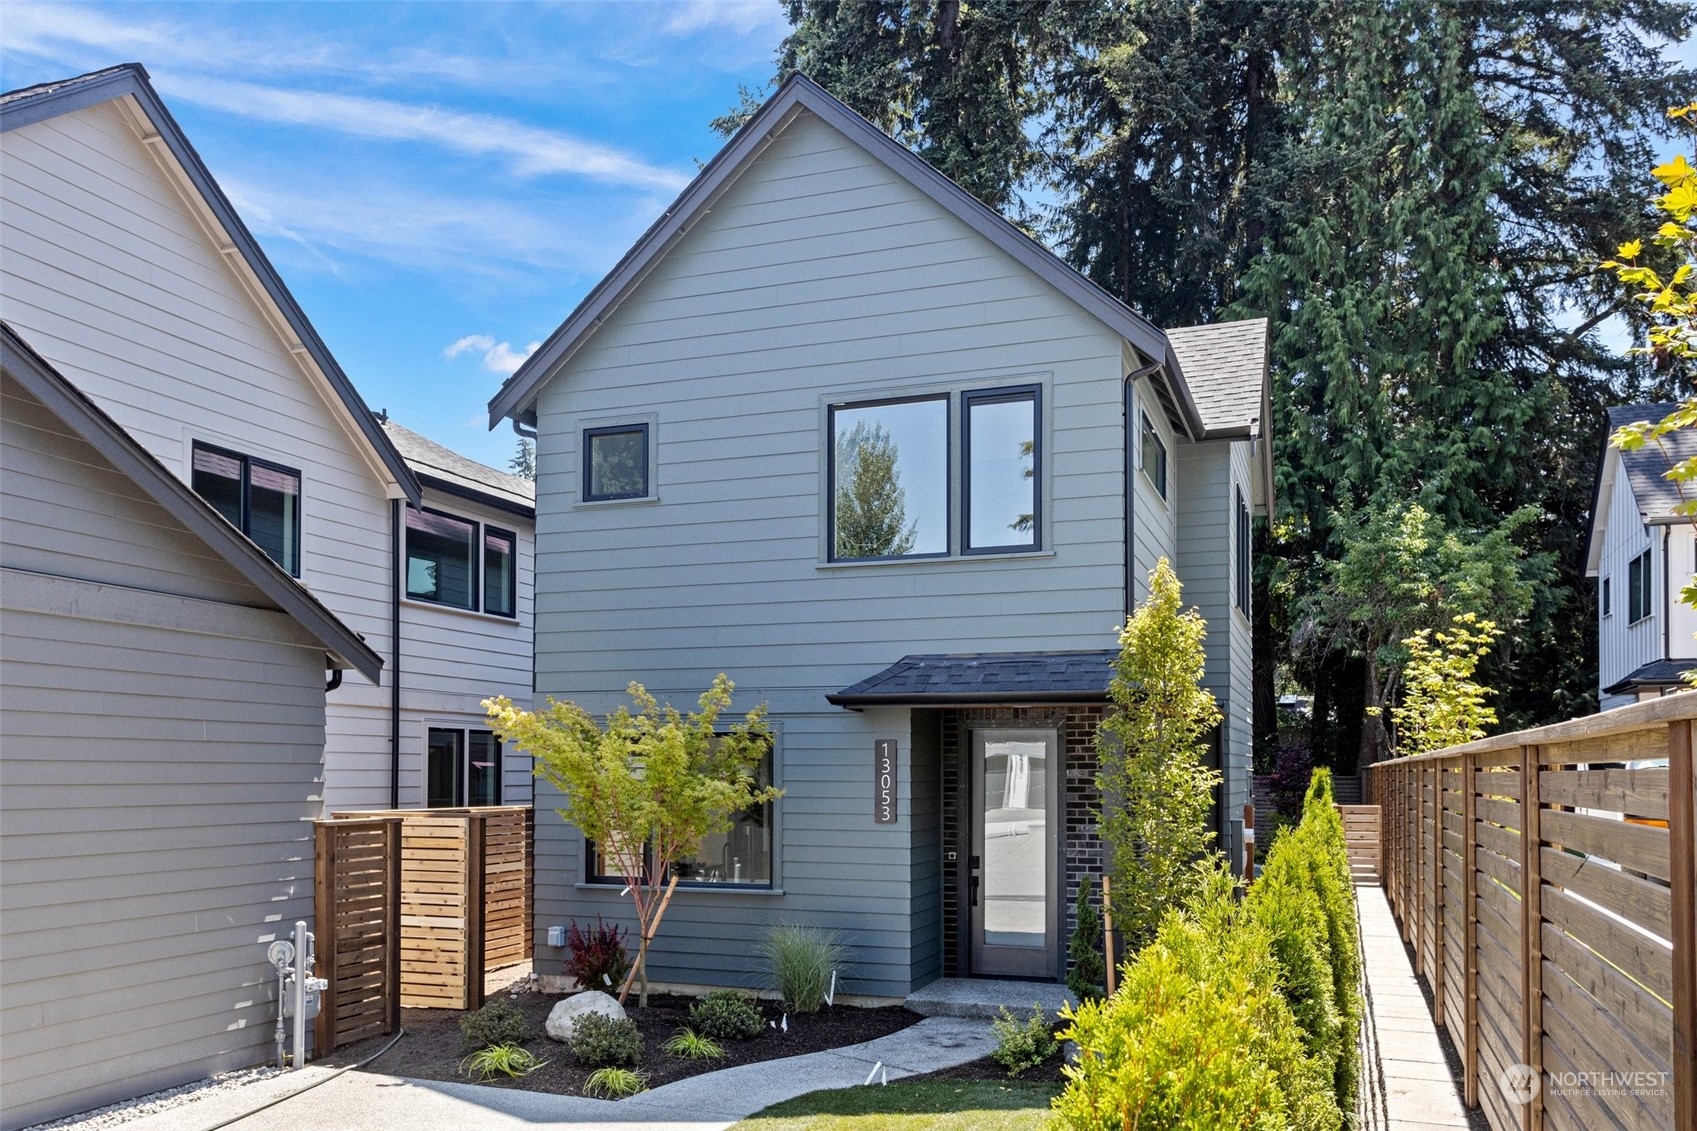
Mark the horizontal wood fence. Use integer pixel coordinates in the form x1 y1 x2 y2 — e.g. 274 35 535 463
1339 804 1381 883
335 807 532 1010
1371 695 1696 1131
313 817 401 1056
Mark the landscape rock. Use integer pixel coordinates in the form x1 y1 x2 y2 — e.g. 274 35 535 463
545 990 626 1043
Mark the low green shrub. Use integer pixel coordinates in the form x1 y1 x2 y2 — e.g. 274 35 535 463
758 924 847 1012
688 990 765 1040
458 997 529 1051
1052 885 1339 1131
569 1012 643 1068
1066 876 1107 1002
458 1042 546 1081
662 1028 725 1059
583 1066 648 1098
990 1005 1057 1077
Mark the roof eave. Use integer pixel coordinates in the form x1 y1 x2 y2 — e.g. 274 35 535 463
2 65 422 508
417 472 535 519
2 324 384 684
826 689 1111 709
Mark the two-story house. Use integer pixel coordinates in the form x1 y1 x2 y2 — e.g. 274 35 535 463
0 65 535 812
490 75 1270 998
1588 404 1697 709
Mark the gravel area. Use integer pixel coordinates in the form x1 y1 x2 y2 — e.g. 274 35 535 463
24 1067 285 1131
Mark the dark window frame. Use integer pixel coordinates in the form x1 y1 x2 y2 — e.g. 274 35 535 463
190 440 302 576
1139 411 1168 500
1602 575 1612 618
582 423 651 502
587 743 775 890
1235 487 1252 613
962 385 1042 555
1629 547 1653 624
827 393 951 563
426 725 503 808
403 505 518 619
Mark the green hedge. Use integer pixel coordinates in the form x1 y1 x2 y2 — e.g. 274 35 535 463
1053 769 1360 1130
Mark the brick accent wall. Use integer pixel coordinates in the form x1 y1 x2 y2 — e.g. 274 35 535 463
938 705 1106 980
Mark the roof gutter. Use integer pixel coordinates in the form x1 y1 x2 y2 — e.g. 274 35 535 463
826 690 1112 709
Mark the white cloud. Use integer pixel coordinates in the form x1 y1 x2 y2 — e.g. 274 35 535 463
164 75 689 191
445 334 540 376
662 0 790 36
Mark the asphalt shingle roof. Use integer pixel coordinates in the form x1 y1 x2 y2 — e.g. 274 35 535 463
381 420 534 513
1606 404 1697 521
1166 318 1268 438
1604 658 1697 696
827 650 1119 706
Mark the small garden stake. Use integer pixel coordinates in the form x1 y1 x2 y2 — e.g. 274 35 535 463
1101 874 1116 996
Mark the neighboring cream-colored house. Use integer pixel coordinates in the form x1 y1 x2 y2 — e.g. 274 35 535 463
0 65 534 810
0 325 381 1129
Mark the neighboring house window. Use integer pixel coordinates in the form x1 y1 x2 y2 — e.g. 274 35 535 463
191 442 301 575
405 506 517 617
588 745 774 888
583 424 650 501
1628 548 1653 623
829 396 948 560
964 386 1041 553
1602 576 1612 617
427 727 502 807
1235 488 1251 613
1139 412 1168 499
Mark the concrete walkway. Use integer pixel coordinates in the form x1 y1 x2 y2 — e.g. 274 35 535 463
93 1016 996 1131
1356 883 1474 1131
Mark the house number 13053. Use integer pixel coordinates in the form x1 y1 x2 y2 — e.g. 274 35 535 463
874 740 897 824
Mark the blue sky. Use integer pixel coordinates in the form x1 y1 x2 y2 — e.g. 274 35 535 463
1 1 790 471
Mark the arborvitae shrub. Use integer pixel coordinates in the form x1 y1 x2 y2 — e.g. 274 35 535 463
1066 876 1107 1002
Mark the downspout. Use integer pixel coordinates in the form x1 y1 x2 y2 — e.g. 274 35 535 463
512 417 538 441
1122 361 1163 621
325 668 342 693
1664 525 1672 664
390 498 402 810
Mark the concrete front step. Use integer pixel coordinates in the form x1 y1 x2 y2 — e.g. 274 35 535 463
905 977 1077 1021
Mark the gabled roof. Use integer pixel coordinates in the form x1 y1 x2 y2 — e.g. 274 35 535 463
489 73 1264 442
1 64 421 508
381 420 535 518
827 650 1118 708
2 322 383 683
1585 403 1697 574
1167 319 1268 438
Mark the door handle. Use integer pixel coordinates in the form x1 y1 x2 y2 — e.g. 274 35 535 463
969 874 979 907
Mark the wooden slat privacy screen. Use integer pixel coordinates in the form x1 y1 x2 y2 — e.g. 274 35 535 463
334 807 533 1010
313 817 401 1056
1370 695 1697 1131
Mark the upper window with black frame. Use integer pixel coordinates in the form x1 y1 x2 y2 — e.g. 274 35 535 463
1139 412 1168 500
583 424 650 501
1628 547 1653 623
830 396 948 560
405 505 517 617
1235 488 1251 613
191 442 301 575
964 387 1040 553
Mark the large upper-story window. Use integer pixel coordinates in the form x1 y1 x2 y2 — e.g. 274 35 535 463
829 396 948 560
191 441 301 575
405 505 517 618
1628 547 1653 623
964 387 1040 554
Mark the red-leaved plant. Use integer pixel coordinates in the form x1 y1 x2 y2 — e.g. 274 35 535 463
565 916 631 993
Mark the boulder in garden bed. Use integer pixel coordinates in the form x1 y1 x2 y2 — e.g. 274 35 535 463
546 990 626 1043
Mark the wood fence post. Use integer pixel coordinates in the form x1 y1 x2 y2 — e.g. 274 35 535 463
1520 746 1543 1131
1434 758 1448 1030
1404 761 1416 943
385 818 401 1035
1670 719 1696 1131
313 821 334 1058
465 815 486 1011
1462 749 1479 1108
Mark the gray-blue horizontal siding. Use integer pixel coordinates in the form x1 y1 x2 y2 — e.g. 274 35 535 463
529 109 1135 994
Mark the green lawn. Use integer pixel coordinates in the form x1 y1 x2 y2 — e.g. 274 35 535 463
730 1078 1062 1131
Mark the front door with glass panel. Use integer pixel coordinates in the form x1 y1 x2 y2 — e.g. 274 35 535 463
969 729 1058 978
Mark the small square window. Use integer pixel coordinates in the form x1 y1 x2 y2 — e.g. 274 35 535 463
584 424 650 501
427 726 502 807
1139 412 1168 499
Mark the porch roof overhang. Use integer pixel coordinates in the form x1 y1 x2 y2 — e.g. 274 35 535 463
1603 658 1697 696
827 650 1118 709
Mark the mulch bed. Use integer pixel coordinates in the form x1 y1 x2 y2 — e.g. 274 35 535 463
320 987 922 1097
908 1047 1069 1086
